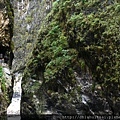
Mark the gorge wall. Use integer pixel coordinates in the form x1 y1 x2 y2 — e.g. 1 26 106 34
0 0 14 119
21 0 120 119
0 0 119 120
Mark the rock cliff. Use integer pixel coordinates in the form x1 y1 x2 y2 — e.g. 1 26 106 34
0 0 14 119
21 0 120 119
2 0 119 120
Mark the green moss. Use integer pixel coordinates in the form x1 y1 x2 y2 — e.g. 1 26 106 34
25 0 119 104
0 66 6 92
0 66 9 104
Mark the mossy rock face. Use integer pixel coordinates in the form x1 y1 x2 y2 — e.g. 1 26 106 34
21 0 120 117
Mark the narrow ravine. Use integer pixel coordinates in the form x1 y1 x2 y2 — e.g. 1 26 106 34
1 1 119 119
7 73 22 120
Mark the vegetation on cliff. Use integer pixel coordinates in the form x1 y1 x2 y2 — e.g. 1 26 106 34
0 66 9 103
22 0 120 115
0 0 14 118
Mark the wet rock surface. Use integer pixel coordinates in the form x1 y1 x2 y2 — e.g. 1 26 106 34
21 70 119 119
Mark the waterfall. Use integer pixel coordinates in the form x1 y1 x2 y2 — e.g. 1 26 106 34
7 73 22 120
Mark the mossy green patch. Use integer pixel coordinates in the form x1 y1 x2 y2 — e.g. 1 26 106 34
24 0 120 107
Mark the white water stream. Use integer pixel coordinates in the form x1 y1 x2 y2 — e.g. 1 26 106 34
7 73 22 120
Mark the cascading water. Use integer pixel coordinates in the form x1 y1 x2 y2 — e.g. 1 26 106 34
7 73 22 120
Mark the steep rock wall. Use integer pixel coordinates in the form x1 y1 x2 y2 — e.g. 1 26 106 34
21 0 120 119
11 0 49 71
0 0 14 119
